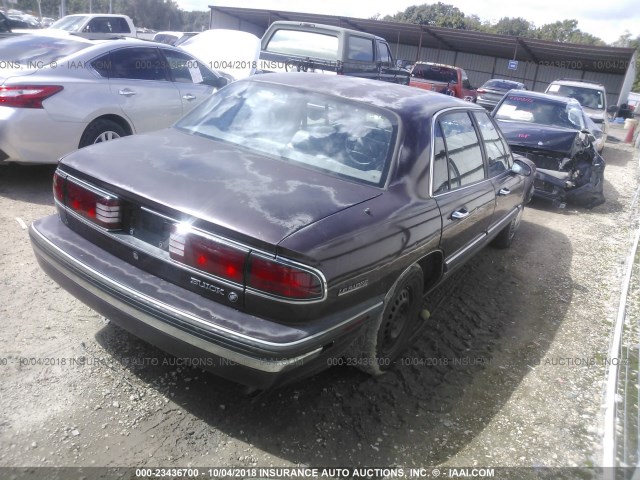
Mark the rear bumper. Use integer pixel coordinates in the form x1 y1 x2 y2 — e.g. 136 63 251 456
29 215 381 389
0 107 83 164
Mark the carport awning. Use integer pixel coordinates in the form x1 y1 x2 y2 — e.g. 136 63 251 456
209 6 636 75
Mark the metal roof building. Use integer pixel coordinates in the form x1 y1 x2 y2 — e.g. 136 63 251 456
209 5 637 106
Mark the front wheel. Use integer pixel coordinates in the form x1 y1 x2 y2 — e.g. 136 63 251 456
79 119 127 148
349 264 424 375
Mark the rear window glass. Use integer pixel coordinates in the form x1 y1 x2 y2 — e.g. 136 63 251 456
265 30 338 60
347 36 374 62
495 95 586 130
484 80 523 90
175 82 397 187
412 65 457 83
547 84 605 111
49 16 87 31
0 35 90 65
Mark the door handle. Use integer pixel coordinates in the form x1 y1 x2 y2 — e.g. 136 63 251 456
451 208 470 220
118 89 136 97
182 93 196 101
498 188 511 196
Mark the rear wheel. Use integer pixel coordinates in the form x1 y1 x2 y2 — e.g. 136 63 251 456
492 207 523 249
350 264 424 375
79 119 128 148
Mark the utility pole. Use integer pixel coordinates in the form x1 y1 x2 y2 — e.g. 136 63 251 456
109 0 112 14
61 0 66 17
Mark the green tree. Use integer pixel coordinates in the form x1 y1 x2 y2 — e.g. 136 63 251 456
534 19 605 45
384 2 473 30
613 32 640 91
491 17 534 37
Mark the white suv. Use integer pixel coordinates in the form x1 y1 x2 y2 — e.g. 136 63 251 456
545 79 610 153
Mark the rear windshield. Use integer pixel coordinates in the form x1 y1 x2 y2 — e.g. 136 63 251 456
175 82 397 187
265 29 339 60
547 84 605 111
495 95 586 130
0 35 90 65
412 65 457 83
484 79 523 90
49 16 87 32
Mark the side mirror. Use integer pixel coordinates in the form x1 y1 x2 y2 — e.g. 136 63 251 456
205 76 229 89
579 129 595 147
512 159 532 177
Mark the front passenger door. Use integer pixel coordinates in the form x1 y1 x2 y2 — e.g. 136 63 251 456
473 111 525 234
159 49 217 116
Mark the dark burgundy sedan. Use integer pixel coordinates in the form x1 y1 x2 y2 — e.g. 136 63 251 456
30 73 534 389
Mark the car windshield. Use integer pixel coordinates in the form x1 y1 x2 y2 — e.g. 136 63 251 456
495 95 586 130
48 16 87 32
175 82 396 187
547 84 605 111
0 35 90 65
412 65 457 83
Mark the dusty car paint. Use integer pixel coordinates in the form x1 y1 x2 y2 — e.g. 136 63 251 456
30 73 534 388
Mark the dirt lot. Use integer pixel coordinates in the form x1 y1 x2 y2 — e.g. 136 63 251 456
0 127 638 472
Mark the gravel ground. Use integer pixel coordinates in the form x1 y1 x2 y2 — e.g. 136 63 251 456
0 126 638 473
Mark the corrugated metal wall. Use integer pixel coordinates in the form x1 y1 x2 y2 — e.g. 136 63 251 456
389 41 624 106
210 10 264 37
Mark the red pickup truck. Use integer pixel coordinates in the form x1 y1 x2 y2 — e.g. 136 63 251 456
409 62 477 102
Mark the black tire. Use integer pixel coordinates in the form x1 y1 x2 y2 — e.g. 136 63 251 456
491 206 523 249
79 119 127 148
349 264 424 375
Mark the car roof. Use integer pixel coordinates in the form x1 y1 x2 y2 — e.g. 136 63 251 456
266 21 386 41
483 78 523 85
414 61 459 70
504 89 582 106
60 14 132 18
247 72 479 115
548 78 605 90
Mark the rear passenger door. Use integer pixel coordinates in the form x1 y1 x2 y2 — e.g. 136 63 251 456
432 110 496 272
92 46 183 133
473 110 525 233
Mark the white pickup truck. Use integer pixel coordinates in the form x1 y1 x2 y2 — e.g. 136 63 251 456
48 14 137 37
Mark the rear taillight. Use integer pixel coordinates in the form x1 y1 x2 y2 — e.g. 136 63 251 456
169 225 324 300
0 85 63 109
53 171 65 204
64 178 122 229
476 88 486 94
247 254 323 300
170 226 247 284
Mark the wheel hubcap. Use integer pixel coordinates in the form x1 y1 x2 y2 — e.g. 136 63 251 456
94 131 121 144
380 288 411 356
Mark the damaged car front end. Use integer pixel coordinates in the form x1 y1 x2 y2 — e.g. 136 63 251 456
493 91 605 208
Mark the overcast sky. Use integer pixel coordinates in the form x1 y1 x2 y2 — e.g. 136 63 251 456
175 0 640 45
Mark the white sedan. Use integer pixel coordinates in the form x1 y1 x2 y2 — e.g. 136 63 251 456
0 32 229 164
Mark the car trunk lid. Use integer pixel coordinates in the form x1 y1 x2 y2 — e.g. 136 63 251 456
59 128 383 250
